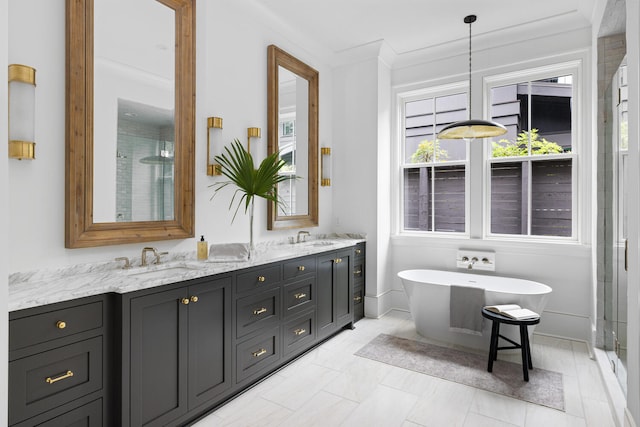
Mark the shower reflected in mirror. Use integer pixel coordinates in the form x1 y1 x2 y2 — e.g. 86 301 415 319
114 99 175 222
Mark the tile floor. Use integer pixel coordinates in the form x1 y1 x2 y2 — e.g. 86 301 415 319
193 310 617 427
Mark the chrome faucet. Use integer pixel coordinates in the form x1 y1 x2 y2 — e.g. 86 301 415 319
468 257 478 270
296 231 310 243
141 247 167 266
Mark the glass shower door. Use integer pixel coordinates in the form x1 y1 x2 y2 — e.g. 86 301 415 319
608 62 628 394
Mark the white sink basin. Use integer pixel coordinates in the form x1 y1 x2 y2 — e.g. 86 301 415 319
125 264 200 280
302 240 336 247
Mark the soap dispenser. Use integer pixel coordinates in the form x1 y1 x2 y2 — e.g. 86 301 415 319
197 235 208 260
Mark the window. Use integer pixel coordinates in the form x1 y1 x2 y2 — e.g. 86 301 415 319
400 87 468 233
487 69 577 238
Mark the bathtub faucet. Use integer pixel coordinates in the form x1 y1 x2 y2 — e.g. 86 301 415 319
468 257 478 269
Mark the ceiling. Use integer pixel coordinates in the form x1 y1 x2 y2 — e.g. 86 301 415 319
244 0 598 62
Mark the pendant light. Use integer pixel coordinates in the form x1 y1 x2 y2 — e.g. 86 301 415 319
437 15 507 140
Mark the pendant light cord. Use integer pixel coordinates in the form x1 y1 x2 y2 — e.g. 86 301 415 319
467 16 472 121
463 14 477 121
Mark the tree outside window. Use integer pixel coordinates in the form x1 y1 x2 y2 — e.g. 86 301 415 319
402 92 467 233
489 75 574 237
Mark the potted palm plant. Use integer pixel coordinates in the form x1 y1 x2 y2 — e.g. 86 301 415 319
210 138 295 256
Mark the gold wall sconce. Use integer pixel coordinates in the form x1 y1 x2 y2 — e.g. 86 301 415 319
321 147 331 186
8 64 37 160
206 116 223 176
247 127 261 154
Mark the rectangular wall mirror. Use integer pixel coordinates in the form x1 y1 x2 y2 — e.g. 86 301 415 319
65 0 195 248
267 45 318 230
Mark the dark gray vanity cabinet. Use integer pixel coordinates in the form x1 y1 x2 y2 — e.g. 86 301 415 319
281 256 317 357
233 262 285 385
353 242 366 322
125 276 232 427
317 248 354 340
8 242 364 427
8 295 111 427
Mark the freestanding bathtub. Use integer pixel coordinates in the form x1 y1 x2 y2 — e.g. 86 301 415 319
398 269 552 351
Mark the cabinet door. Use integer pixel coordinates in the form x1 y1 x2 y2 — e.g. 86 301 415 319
334 249 353 327
187 277 232 410
130 288 188 427
316 253 336 340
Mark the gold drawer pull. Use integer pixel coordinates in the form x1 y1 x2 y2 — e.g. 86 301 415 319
257 276 266 282
252 348 267 358
294 328 306 336
294 293 307 300
334 258 342 263
354 270 362 275
181 298 190 305
190 295 199 303
253 307 268 315
46 370 74 385
355 249 362 254
354 296 362 302
56 321 67 329
298 265 305 271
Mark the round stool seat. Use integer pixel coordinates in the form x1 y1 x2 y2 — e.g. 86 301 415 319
481 307 540 381
481 308 540 326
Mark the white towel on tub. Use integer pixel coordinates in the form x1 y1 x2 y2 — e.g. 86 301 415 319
449 285 485 336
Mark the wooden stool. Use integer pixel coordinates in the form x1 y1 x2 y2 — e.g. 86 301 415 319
481 307 540 381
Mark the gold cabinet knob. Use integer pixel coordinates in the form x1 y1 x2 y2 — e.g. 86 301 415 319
354 296 362 302
334 258 342 263
355 249 362 254
294 293 307 300
181 298 190 305
56 321 67 329
190 296 199 303
298 265 305 271
294 328 306 336
253 307 268 315
257 276 266 282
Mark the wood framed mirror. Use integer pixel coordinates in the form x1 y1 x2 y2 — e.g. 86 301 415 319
65 0 195 248
267 45 319 230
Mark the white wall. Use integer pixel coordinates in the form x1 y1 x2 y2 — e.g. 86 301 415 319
333 26 595 341
332 41 395 317
6 0 334 273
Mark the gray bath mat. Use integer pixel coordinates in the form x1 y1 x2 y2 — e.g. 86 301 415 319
355 334 565 411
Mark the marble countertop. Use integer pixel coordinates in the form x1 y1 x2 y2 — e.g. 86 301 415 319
9 234 365 312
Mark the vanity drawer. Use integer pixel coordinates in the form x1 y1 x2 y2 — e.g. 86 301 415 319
12 399 103 427
8 336 103 425
283 256 316 281
283 278 315 318
236 288 280 339
354 285 364 322
236 265 281 294
9 301 103 352
354 243 365 259
353 262 364 280
283 311 315 356
236 327 281 382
